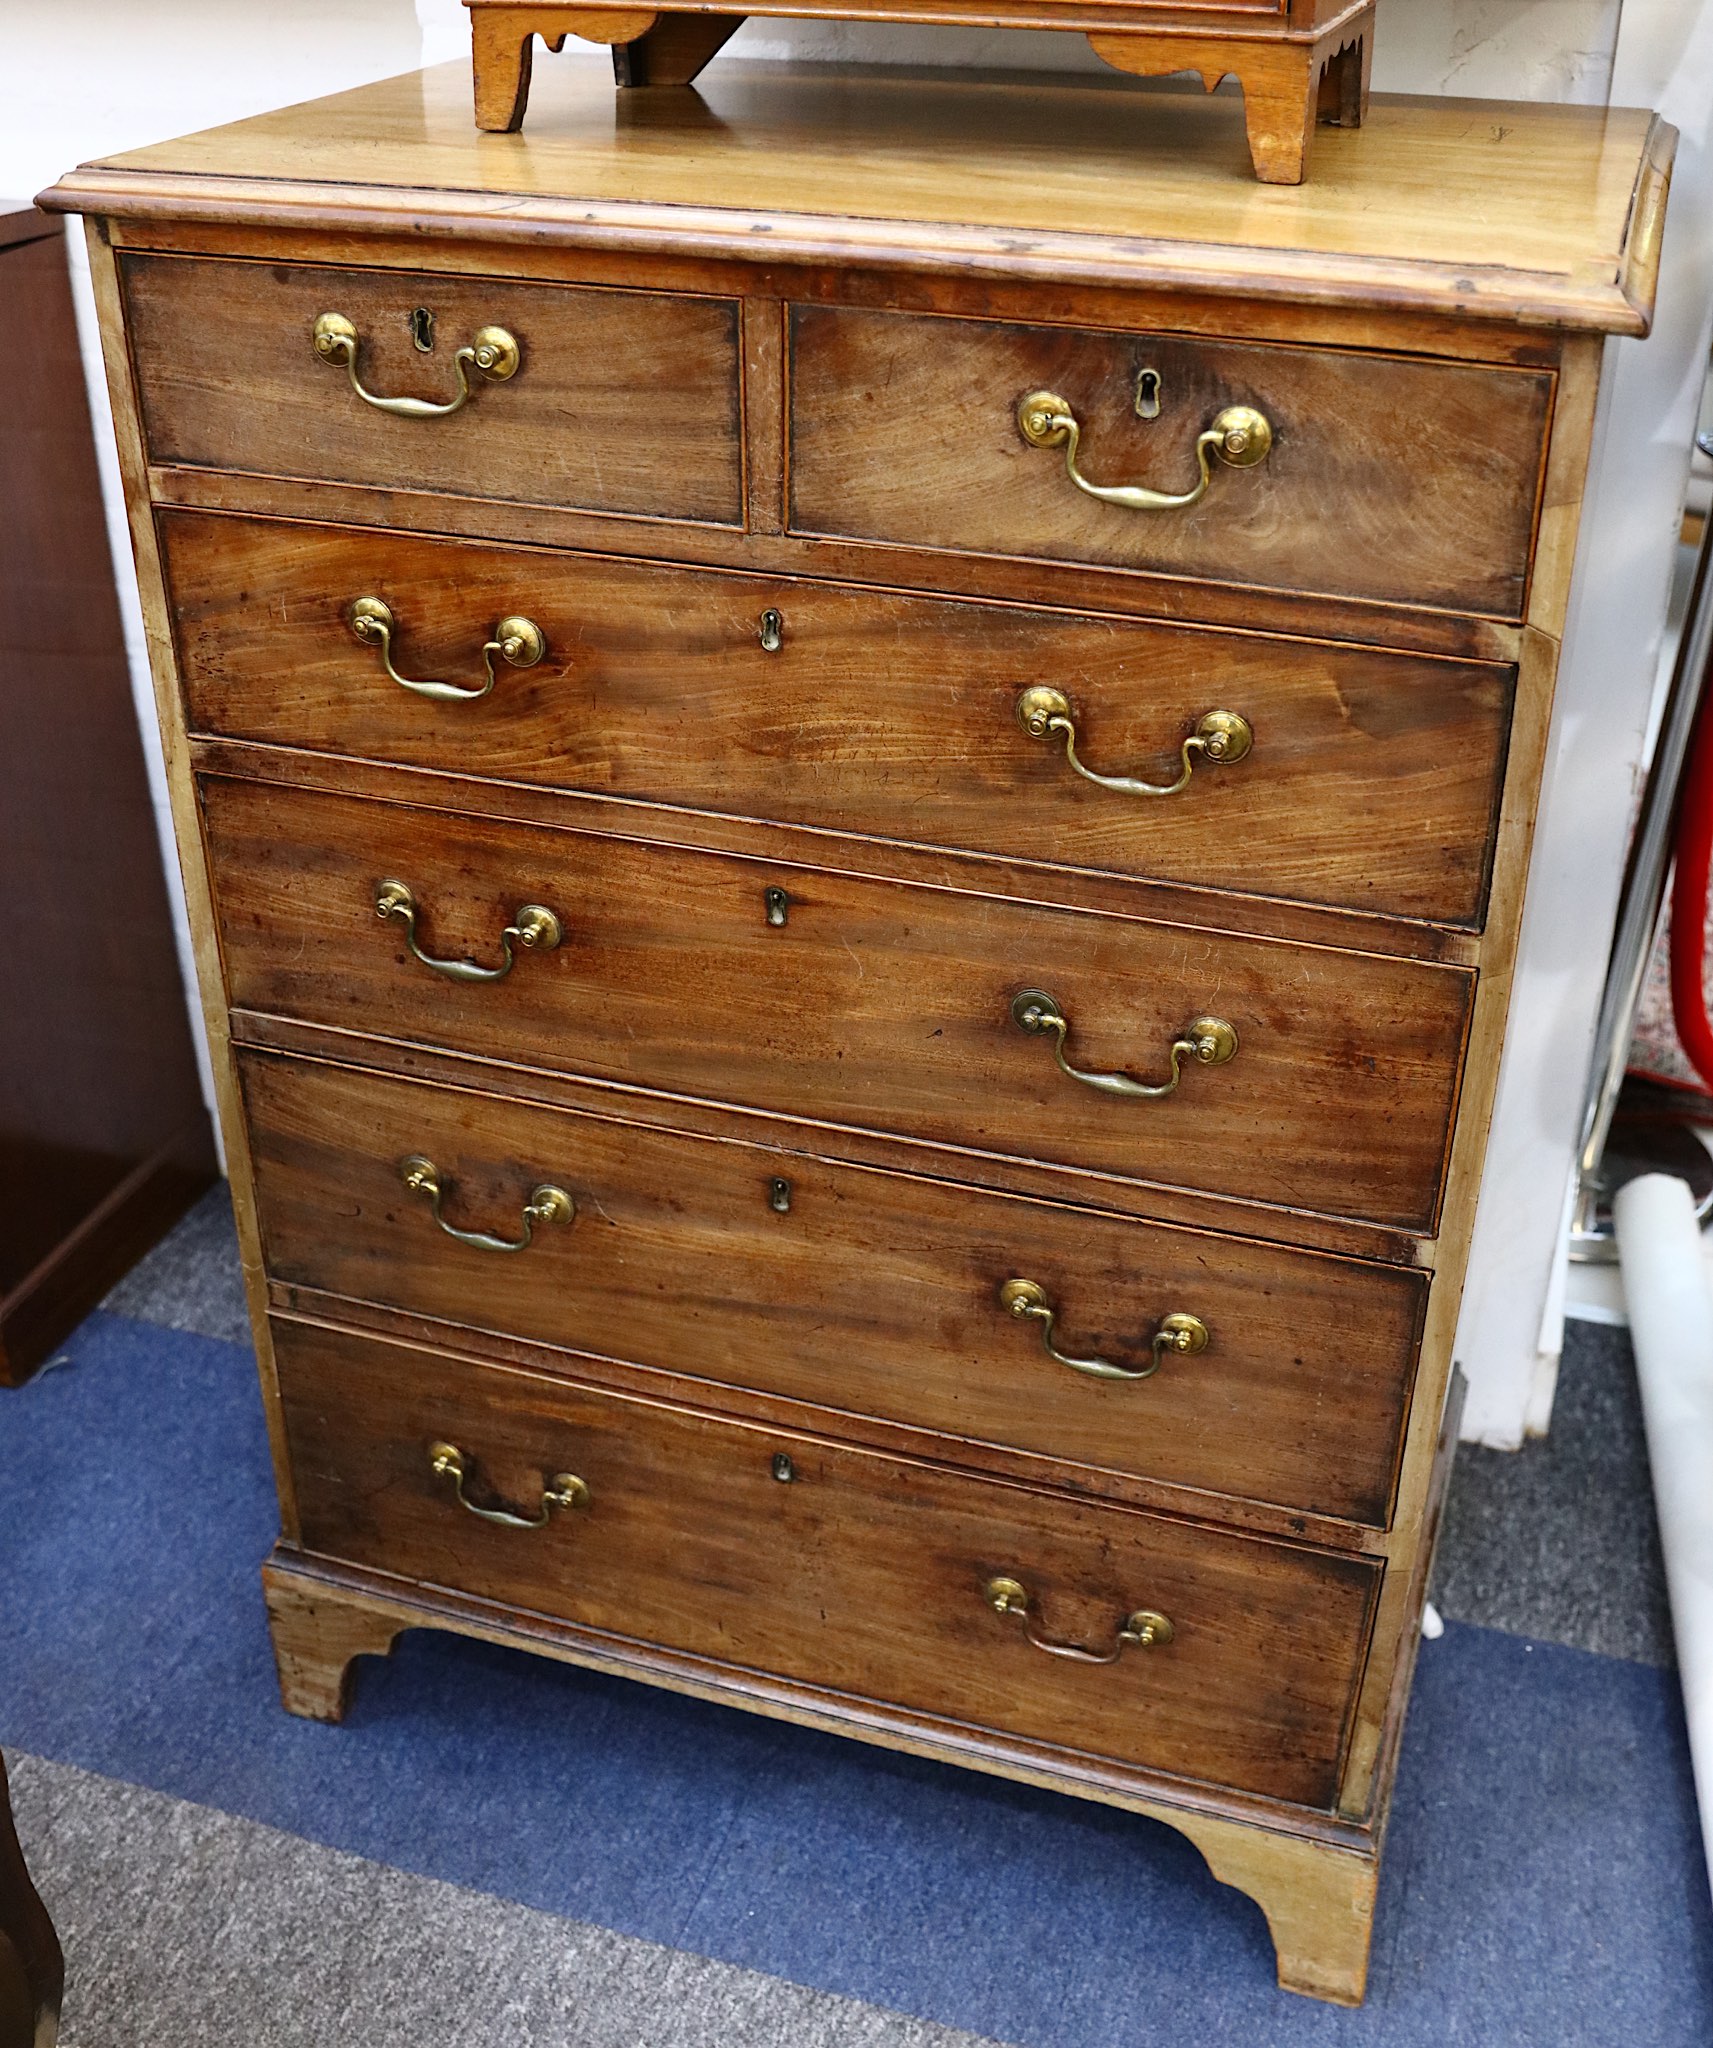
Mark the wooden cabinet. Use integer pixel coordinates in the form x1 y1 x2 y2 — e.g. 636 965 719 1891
0 207 216 1386
44 56 1671 2007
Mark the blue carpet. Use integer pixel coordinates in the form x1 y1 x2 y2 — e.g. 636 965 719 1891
3 1310 1710 2048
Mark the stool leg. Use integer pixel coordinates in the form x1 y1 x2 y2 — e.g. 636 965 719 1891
1084 33 1321 184
613 13 745 87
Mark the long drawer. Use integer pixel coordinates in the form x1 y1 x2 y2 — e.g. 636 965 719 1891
273 1315 1379 1808
241 1049 1427 1525
201 775 1474 1232
788 305 1554 617
120 253 743 525
164 511 1515 928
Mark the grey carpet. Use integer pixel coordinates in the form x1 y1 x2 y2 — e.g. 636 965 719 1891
8 1752 1004 2048
103 1185 1677 1666
100 1183 250 1346
1432 1320 1675 1666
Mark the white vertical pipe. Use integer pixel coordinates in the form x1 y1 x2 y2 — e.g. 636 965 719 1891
1612 1173 1713 1899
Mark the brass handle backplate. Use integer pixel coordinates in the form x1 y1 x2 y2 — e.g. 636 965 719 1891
1017 390 1272 512
428 1441 588 1528
1015 687 1252 799
998 1278 1208 1382
400 1155 574 1253
312 311 521 416
375 879 561 982
348 596 546 702
1010 989 1237 1101
984 1575 1174 1663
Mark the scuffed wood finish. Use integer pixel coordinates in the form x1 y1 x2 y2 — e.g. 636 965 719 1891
121 253 744 526
161 511 1515 927
240 1047 1427 1526
1195 1821 1376 2004
199 775 1473 1234
43 66 1668 338
789 306 1554 617
262 1561 406 1720
273 1313 1378 1808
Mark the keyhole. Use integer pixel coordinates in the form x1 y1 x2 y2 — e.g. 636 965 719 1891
1135 367 1162 420
765 886 789 927
411 307 435 352
769 1176 793 1213
758 608 784 653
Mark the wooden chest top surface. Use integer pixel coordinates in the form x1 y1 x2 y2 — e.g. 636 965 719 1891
45 61 1668 334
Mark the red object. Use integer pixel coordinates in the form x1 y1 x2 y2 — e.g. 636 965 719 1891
1670 673 1713 1091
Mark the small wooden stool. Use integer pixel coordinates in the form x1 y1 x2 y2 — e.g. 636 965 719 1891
464 0 1374 184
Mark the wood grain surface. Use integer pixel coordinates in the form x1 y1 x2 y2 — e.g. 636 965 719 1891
789 306 1554 617
162 510 1514 927
121 252 743 525
199 773 1474 1232
43 65 1669 338
240 1047 1428 1525
273 1312 1379 1808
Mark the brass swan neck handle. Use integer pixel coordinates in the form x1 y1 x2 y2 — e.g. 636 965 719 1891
375 880 562 983
1010 989 1238 1101
1016 390 1272 513
399 1155 574 1254
348 596 546 703
999 1278 1209 1383
428 1441 588 1529
1015 687 1252 800
312 311 520 417
984 1576 1174 1663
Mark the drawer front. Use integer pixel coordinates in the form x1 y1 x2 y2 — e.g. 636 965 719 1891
166 511 1515 928
202 777 1473 1232
788 307 1554 618
274 1316 1378 1807
242 1050 1427 1525
122 254 742 525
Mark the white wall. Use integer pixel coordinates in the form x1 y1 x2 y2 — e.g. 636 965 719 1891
12 0 1710 1445
4 2 433 1158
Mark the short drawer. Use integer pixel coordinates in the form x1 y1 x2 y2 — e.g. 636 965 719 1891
121 253 742 524
242 1050 1427 1525
788 306 1554 618
202 776 1473 1233
273 1316 1379 1808
165 510 1515 928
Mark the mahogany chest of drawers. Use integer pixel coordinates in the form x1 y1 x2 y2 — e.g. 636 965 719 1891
46 60 1670 2005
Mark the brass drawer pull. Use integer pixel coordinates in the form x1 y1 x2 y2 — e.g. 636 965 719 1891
375 879 562 982
1017 390 1272 512
1010 988 1237 1100
984 1575 1174 1663
399 1154 574 1252
998 1278 1208 1382
312 311 520 417
348 596 546 702
428 1440 588 1528
1015 687 1252 799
